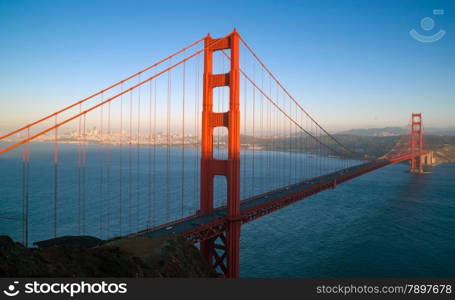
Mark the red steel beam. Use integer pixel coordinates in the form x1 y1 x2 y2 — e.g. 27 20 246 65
180 154 424 243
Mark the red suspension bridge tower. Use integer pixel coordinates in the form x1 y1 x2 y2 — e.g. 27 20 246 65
410 113 424 173
200 30 241 277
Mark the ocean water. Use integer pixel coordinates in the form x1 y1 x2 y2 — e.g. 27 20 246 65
0 144 454 277
240 162 455 277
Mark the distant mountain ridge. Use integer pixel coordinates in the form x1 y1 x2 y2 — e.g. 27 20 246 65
338 127 455 136
337 127 404 137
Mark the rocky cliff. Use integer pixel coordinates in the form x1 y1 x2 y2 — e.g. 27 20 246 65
0 235 217 277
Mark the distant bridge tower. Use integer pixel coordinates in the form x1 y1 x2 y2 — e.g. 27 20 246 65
410 113 424 173
200 30 241 277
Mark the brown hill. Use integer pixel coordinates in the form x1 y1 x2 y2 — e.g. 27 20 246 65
0 235 216 277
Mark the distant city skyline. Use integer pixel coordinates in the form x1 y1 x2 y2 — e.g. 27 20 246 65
1 0 454 133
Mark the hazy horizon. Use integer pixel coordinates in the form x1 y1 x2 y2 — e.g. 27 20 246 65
1 0 454 133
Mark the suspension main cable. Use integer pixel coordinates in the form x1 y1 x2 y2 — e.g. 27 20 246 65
0 35 230 155
0 37 205 142
241 69 349 158
239 35 358 157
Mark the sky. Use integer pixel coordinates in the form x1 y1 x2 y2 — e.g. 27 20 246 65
0 0 454 133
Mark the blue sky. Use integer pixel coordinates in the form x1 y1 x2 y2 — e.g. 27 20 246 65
0 0 454 132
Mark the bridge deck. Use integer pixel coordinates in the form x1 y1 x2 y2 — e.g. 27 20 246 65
132 158 406 242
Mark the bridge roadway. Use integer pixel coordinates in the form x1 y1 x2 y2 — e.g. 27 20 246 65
132 157 414 243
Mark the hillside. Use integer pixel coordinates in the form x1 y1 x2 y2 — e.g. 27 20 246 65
240 134 455 164
0 235 216 277
337 127 403 137
335 134 455 163
338 127 455 137
433 145 455 163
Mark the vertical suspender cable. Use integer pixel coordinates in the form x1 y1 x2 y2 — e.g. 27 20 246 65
251 63 256 196
22 129 30 247
242 70 247 199
193 55 199 214
152 73 157 224
260 68 265 193
99 94 104 236
25 131 30 247
119 84 123 235
78 104 82 235
148 80 152 228
107 100 111 236
166 61 172 221
273 85 281 187
137 75 141 230
54 115 58 238
296 108 299 181
181 61 186 217
288 97 292 185
129 90 133 233
82 114 87 235
268 75 272 188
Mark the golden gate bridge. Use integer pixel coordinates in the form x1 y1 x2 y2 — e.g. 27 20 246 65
0 29 432 277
